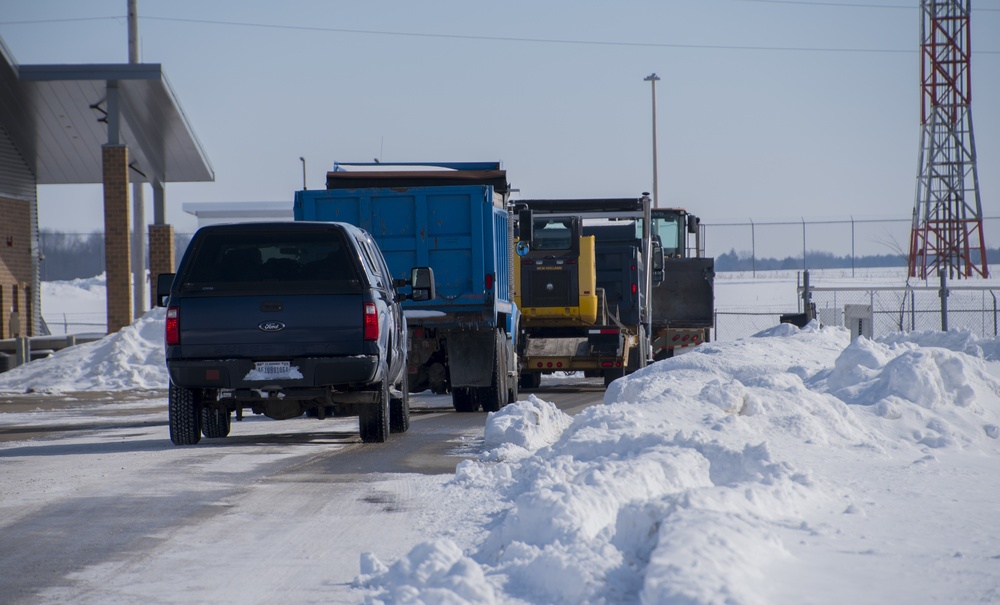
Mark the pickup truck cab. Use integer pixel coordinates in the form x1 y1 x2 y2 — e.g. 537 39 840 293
157 221 434 445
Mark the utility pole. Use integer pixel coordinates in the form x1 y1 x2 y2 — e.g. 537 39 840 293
644 73 661 209
128 0 147 316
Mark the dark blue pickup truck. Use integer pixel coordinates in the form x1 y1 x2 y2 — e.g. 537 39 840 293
156 221 434 445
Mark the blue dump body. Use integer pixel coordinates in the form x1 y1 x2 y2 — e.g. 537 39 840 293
294 184 515 330
293 163 520 407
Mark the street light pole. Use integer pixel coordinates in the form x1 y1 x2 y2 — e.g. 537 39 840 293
643 73 661 208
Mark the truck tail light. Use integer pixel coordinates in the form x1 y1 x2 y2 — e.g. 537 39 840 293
631 283 638 295
165 306 180 346
485 273 494 290
363 302 378 341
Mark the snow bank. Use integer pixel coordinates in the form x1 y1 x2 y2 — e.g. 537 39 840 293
0 308 167 392
358 324 1000 604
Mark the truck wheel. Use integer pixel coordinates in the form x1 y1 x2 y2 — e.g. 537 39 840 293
169 383 202 446
390 371 410 433
359 378 390 443
504 333 518 405
480 332 505 413
201 397 231 439
603 368 624 388
507 367 519 405
408 369 429 394
519 372 541 390
452 387 479 413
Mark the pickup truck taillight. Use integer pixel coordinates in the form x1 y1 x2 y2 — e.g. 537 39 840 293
363 302 378 341
165 306 180 346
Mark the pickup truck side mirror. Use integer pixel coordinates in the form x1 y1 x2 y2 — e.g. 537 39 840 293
155 273 176 307
409 267 436 302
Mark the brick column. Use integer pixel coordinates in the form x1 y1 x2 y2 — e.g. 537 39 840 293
148 224 175 305
103 145 133 333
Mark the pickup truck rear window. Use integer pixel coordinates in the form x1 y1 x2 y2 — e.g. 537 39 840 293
179 229 364 294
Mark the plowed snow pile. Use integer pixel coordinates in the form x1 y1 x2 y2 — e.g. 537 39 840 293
358 323 1000 604
0 308 167 392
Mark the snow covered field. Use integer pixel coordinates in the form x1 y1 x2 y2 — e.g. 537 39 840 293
4 273 1000 603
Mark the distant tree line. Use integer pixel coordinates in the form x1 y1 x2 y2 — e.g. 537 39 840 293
35 229 1000 280
38 229 193 281
715 248 1000 272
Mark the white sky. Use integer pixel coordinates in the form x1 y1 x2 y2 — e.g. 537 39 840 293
1 1 999 258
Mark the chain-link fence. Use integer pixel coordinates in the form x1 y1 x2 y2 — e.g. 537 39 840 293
808 285 1000 339
42 313 107 336
713 282 1000 343
702 216 1000 275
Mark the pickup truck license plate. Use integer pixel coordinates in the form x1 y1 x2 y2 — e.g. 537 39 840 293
254 361 291 375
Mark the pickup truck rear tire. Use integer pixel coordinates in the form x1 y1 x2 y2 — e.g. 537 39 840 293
169 384 202 446
390 371 410 433
359 375 390 443
201 397 231 439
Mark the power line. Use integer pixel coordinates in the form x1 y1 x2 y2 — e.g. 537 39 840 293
730 0 1000 10
143 15 1000 55
2 14 999 54
0 16 123 26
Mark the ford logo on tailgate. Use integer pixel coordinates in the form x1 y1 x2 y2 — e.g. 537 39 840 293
258 321 286 332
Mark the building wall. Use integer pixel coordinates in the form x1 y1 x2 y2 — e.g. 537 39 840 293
0 124 39 338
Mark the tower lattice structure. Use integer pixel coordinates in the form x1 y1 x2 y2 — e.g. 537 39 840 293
908 0 987 279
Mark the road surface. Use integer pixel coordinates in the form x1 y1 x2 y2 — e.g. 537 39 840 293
0 375 606 604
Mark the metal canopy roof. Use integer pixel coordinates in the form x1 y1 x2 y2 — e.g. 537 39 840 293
0 40 213 185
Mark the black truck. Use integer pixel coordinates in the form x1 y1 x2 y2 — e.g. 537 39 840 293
156 221 434 445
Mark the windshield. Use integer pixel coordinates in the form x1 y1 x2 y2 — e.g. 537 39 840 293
532 218 575 251
639 213 684 258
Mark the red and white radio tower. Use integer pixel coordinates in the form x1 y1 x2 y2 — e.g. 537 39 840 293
908 0 987 279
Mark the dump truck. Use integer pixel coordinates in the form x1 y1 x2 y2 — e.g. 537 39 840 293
294 162 519 413
647 207 715 359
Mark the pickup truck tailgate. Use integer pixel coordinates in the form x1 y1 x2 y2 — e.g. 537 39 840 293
175 294 366 359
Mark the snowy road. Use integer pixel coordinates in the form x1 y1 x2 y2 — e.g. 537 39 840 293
0 379 603 604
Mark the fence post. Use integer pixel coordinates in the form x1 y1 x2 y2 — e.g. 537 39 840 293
802 270 813 321
801 217 806 271
851 215 855 278
992 291 997 337
910 289 916 331
939 271 949 331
